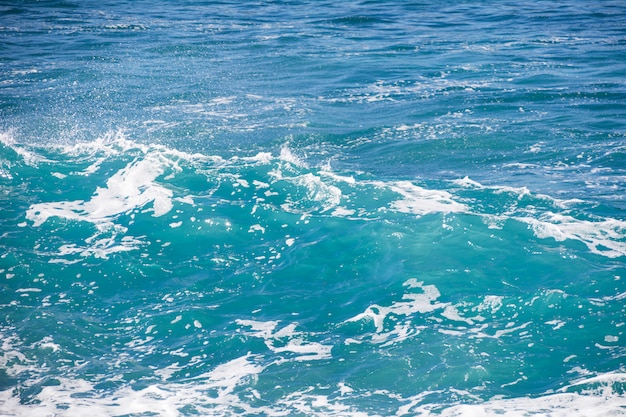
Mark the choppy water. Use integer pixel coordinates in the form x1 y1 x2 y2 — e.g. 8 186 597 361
1 1 625 416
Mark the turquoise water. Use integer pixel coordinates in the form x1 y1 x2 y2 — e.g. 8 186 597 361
1 1 625 416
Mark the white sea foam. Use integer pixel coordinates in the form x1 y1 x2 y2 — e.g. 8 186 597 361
0 366 623 417
476 295 504 315
248 224 266 233
452 176 484 188
346 280 536 348
319 78 491 105
26 151 175 228
345 279 447 344
502 162 540 169
278 144 305 166
0 328 623 417
236 319 333 362
0 130 50 165
22 135 192 259
271 168 343 215
294 173 342 212
14 287 42 293
331 206 356 217
8 129 625 267
452 177 626 258
408 374 626 416
452 176 532 198
0 352 267 417
380 180 467 216
51 233 145 260
520 213 626 258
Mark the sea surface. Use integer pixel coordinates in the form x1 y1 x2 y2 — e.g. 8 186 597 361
1 1 625 416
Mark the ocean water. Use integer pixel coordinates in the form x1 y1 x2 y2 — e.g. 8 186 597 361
1 0 625 416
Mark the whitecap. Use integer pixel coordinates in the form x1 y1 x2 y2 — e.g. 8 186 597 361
520 213 626 258
381 180 467 216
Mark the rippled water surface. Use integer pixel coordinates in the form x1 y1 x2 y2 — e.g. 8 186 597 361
1 1 625 416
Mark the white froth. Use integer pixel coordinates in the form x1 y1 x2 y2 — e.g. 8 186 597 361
27 153 174 227
15 287 42 293
1 371 624 417
1 320 624 415
271 339 333 361
476 295 504 314
320 170 356 184
296 173 342 212
521 213 626 258
0 131 49 166
51 233 144 260
236 319 333 362
382 181 467 216
331 206 355 217
253 179 270 188
205 354 263 393
23 143 184 259
243 151 273 164
345 279 447 336
452 176 484 188
249 224 266 233
546 320 567 330
279 145 305 166
0 353 266 416
424 392 623 417
450 177 626 258
236 178 250 188
441 305 475 325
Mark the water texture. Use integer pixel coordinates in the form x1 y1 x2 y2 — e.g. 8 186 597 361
1 1 625 416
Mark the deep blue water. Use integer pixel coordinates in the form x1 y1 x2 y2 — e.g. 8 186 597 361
1 1 625 416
